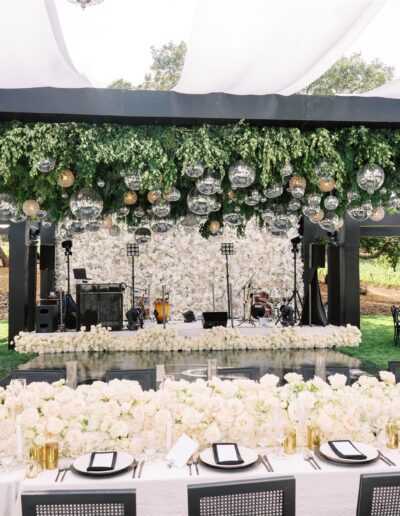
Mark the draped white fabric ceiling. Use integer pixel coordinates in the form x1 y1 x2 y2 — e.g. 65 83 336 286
1 0 400 98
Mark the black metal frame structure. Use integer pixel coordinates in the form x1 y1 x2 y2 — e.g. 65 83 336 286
4 88 400 344
105 368 156 390
357 472 400 516
187 477 295 516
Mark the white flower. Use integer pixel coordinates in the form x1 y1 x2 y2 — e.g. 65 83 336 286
284 372 303 384
328 374 348 390
46 416 65 435
204 424 221 444
259 374 279 388
379 371 396 385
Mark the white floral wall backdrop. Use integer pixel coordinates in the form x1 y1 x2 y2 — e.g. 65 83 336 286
55 222 302 318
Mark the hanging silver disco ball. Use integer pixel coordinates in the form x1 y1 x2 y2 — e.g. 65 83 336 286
223 213 244 227
185 162 204 178
152 198 171 218
70 188 103 220
269 227 287 237
302 205 319 218
264 183 283 199
347 204 369 221
281 163 293 177
0 194 18 220
187 189 215 215
150 218 173 233
323 195 339 211
109 224 121 237
37 156 56 173
135 226 151 244
319 211 339 231
290 186 305 199
195 170 221 195
307 193 321 208
97 179 105 188
86 220 101 232
228 160 256 188
118 207 130 217
261 209 274 222
288 199 301 211
164 187 181 202
70 220 86 234
134 206 145 218
315 160 331 178
272 213 292 231
244 190 261 206
181 212 202 230
124 171 141 190
357 164 385 194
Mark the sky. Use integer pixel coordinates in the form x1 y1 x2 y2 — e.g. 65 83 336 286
56 0 400 88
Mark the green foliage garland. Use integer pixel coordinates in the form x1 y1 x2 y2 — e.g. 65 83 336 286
0 121 399 236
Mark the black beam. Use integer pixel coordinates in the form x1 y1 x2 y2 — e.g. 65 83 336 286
1 88 400 128
39 224 56 300
8 222 29 347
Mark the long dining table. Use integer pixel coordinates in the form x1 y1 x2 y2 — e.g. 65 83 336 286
3 448 400 516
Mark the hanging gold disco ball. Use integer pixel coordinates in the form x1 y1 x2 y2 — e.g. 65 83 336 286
123 191 137 205
147 190 161 204
310 209 324 223
209 220 221 234
22 199 40 217
226 189 235 200
101 215 113 229
57 169 75 188
289 176 306 189
319 177 336 192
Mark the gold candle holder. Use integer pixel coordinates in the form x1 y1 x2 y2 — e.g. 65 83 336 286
29 444 45 470
45 442 59 470
307 425 321 451
284 428 296 454
386 423 399 449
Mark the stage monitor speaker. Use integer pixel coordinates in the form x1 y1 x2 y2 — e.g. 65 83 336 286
77 284 123 331
39 245 55 270
310 243 325 269
35 305 58 333
202 312 228 329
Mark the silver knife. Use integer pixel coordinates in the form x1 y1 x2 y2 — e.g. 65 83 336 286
138 460 145 478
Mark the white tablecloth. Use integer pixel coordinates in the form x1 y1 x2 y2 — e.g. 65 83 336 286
4 449 400 516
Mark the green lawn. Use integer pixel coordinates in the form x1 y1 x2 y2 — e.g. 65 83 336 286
338 315 395 372
0 320 34 381
319 258 400 287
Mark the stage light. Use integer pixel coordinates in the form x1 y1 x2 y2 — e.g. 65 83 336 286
220 242 234 256
127 243 140 257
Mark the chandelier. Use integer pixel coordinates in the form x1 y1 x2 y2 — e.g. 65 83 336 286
68 0 104 9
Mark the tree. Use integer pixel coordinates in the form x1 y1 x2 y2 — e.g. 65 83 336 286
300 52 394 95
108 78 134 90
360 237 400 271
138 40 187 90
0 236 8 267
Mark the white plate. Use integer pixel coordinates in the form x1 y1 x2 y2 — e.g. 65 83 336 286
73 451 134 476
200 446 258 470
319 441 378 464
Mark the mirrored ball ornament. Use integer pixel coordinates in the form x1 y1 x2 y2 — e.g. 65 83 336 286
347 203 369 221
370 206 385 222
319 211 339 232
101 216 113 229
133 206 145 218
357 164 385 194
288 199 301 211
147 190 161 204
244 190 261 206
22 200 40 217
209 220 221 234
163 187 181 202
85 220 101 232
264 183 283 199
228 160 256 188
195 170 221 195
323 195 339 211
261 209 274 222
70 188 103 220
118 207 130 217
181 212 201 230
310 209 324 223
37 156 56 173
302 205 319 218
389 194 400 211
109 224 121 237
187 189 215 216
70 220 85 234
269 227 287 238
0 194 18 220
223 213 244 227
124 171 141 191
281 163 293 177
307 193 321 208
150 218 173 233
135 226 151 244
185 162 204 178
152 198 171 218
97 179 105 188
319 177 336 193
291 186 305 199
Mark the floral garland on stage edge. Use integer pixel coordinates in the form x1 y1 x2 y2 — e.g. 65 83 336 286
0 372 397 459
14 324 361 355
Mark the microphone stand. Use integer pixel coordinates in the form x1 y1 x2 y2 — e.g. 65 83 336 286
237 272 256 327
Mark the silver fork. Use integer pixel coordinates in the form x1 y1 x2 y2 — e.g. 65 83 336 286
303 450 317 470
307 450 321 470
187 460 193 476
192 456 200 475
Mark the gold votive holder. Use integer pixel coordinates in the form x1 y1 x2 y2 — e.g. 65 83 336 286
385 423 399 449
29 444 45 470
45 442 59 470
284 428 297 454
307 425 321 451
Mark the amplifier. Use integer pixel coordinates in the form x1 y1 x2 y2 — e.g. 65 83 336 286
76 284 123 331
35 305 58 333
202 312 228 329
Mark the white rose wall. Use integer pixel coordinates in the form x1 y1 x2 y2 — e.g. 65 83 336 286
54 221 303 319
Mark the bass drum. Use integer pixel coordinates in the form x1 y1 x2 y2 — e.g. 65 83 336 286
154 299 170 324
250 303 265 319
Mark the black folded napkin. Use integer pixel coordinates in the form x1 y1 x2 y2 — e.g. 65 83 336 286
212 443 244 465
328 440 367 460
87 451 117 472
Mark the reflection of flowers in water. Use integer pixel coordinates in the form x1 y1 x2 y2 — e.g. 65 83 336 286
1 372 398 458
15 324 361 355
54 221 302 318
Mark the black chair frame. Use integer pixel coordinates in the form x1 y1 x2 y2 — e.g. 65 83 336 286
388 361 400 383
218 367 259 381
357 472 400 516
21 489 136 516
188 477 295 516
10 368 66 385
301 365 350 384
105 368 156 390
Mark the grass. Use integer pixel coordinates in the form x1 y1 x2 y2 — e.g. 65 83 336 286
338 315 395 372
319 258 400 288
0 320 34 381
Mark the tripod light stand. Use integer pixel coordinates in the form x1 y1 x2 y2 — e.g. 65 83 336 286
221 242 234 328
276 236 303 326
127 243 140 310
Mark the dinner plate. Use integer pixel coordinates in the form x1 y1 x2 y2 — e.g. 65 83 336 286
73 451 134 476
199 446 258 470
319 441 378 464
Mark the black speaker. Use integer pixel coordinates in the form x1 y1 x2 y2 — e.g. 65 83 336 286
35 305 58 333
310 243 325 269
202 312 228 329
77 284 123 331
39 245 55 270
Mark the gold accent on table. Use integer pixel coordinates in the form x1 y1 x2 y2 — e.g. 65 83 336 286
284 427 297 454
386 423 399 449
29 444 45 470
307 425 321 451
45 442 59 470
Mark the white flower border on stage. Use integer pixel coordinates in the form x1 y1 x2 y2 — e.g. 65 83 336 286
0 372 397 458
55 222 303 318
14 324 361 354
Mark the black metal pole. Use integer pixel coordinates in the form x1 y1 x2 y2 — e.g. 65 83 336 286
66 252 71 296
225 254 233 327
132 255 135 310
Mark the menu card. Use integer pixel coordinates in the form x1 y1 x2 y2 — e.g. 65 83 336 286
166 434 198 468
87 451 117 471
328 440 367 460
212 443 244 465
